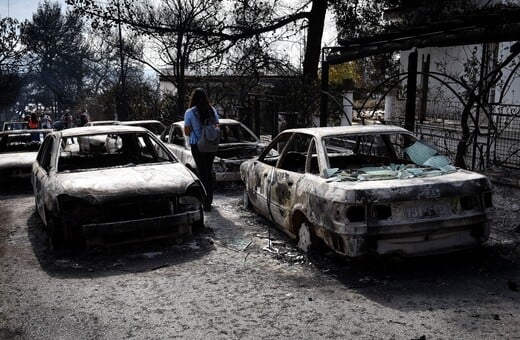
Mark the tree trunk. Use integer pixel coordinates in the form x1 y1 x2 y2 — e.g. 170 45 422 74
302 0 327 83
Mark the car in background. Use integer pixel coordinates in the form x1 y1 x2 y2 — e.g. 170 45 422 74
2 121 29 131
241 124 494 258
32 125 205 251
0 129 51 183
162 119 265 182
120 120 167 137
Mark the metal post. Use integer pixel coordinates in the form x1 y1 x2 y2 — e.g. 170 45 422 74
320 61 329 127
419 54 430 123
404 50 418 132
254 96 260 137
116 1 127 121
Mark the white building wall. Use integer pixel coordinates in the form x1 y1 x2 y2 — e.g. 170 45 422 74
399 42 520 120
159 79 177 96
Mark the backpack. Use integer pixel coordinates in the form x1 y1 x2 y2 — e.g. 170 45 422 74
197 110 220 153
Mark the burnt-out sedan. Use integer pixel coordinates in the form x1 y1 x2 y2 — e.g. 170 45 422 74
0 129 51 183
241 125 494 257
32 125 205 250
163 119 265 182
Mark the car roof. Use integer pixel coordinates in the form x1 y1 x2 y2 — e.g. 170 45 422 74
55 125 149 137
281 124 410 137
0 129 53 135
173 118 242 127
86 120 121 125
121 120 165 125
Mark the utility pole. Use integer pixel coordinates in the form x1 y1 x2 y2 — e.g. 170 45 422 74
116 0 127 120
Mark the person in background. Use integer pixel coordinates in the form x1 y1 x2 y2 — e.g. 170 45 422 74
183 88 220 211
53 112 73 131
78 111 90 127
40 113 53 129
28 112 40 142
28 112 39 129
63 110 73 129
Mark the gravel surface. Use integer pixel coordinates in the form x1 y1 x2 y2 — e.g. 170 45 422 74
0 181 519 339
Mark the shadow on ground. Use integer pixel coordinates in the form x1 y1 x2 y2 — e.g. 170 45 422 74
26 210 216 279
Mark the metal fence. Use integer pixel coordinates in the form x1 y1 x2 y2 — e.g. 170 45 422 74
388 103 520 170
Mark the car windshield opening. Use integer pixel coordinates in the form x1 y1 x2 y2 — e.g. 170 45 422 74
0 132 45 152
323 132 456 181
57 132 175 172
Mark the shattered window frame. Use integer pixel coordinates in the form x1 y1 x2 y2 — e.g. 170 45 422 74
277 133 314 173
56 132 176 173
322 132 456 181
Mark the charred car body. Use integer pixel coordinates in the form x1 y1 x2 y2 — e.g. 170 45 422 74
162 119 265 182
0 129 51 182
241 125 494 257
32 125 205 250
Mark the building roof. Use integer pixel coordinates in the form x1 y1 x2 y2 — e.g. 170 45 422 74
327 6 520 64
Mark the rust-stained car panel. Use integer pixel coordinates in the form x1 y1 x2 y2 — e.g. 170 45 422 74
0 129 52 182
241 125 494 257
32 125 205 250
162 119 265 182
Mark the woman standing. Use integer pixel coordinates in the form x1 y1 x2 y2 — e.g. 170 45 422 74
184 88 220 211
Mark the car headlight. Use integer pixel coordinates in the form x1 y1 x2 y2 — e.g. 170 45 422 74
178 195 200 205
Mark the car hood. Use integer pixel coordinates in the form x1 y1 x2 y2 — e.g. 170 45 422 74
0 152 37 168
325 169 492 203
216 142 264 161
53 163 199 204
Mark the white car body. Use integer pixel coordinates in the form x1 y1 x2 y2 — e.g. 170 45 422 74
32 125 205 249
241 125 494 257
162 119 265 182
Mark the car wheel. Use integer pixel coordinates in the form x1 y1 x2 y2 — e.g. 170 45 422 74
47 214 64 252
243 190 252 210
297 222 312 252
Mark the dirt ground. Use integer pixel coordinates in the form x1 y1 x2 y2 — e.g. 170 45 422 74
0 180 519 339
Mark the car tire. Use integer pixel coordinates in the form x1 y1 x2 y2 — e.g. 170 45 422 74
243 190 252 210
297 222 312 253
47 214 64 252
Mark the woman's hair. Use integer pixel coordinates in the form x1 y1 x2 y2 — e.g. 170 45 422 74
189 88 212 120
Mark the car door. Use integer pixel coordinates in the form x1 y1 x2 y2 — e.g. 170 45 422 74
33 135 54 222
164 124 194 168
268 133 314 232
246 133 292 219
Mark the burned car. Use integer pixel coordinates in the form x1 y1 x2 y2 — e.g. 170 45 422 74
0 129 51 183
163 119 265 182
2 121 29 131
32 125 205 250
120 120 167 137
241 125 494 257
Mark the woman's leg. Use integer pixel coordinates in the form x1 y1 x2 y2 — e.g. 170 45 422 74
191 144 213 209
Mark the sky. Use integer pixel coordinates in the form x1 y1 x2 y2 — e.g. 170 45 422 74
0 0 67 21
1 0 337 72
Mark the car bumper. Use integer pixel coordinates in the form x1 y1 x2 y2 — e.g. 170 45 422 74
326 214 491 257
82 210 202 245
215 171 241 182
